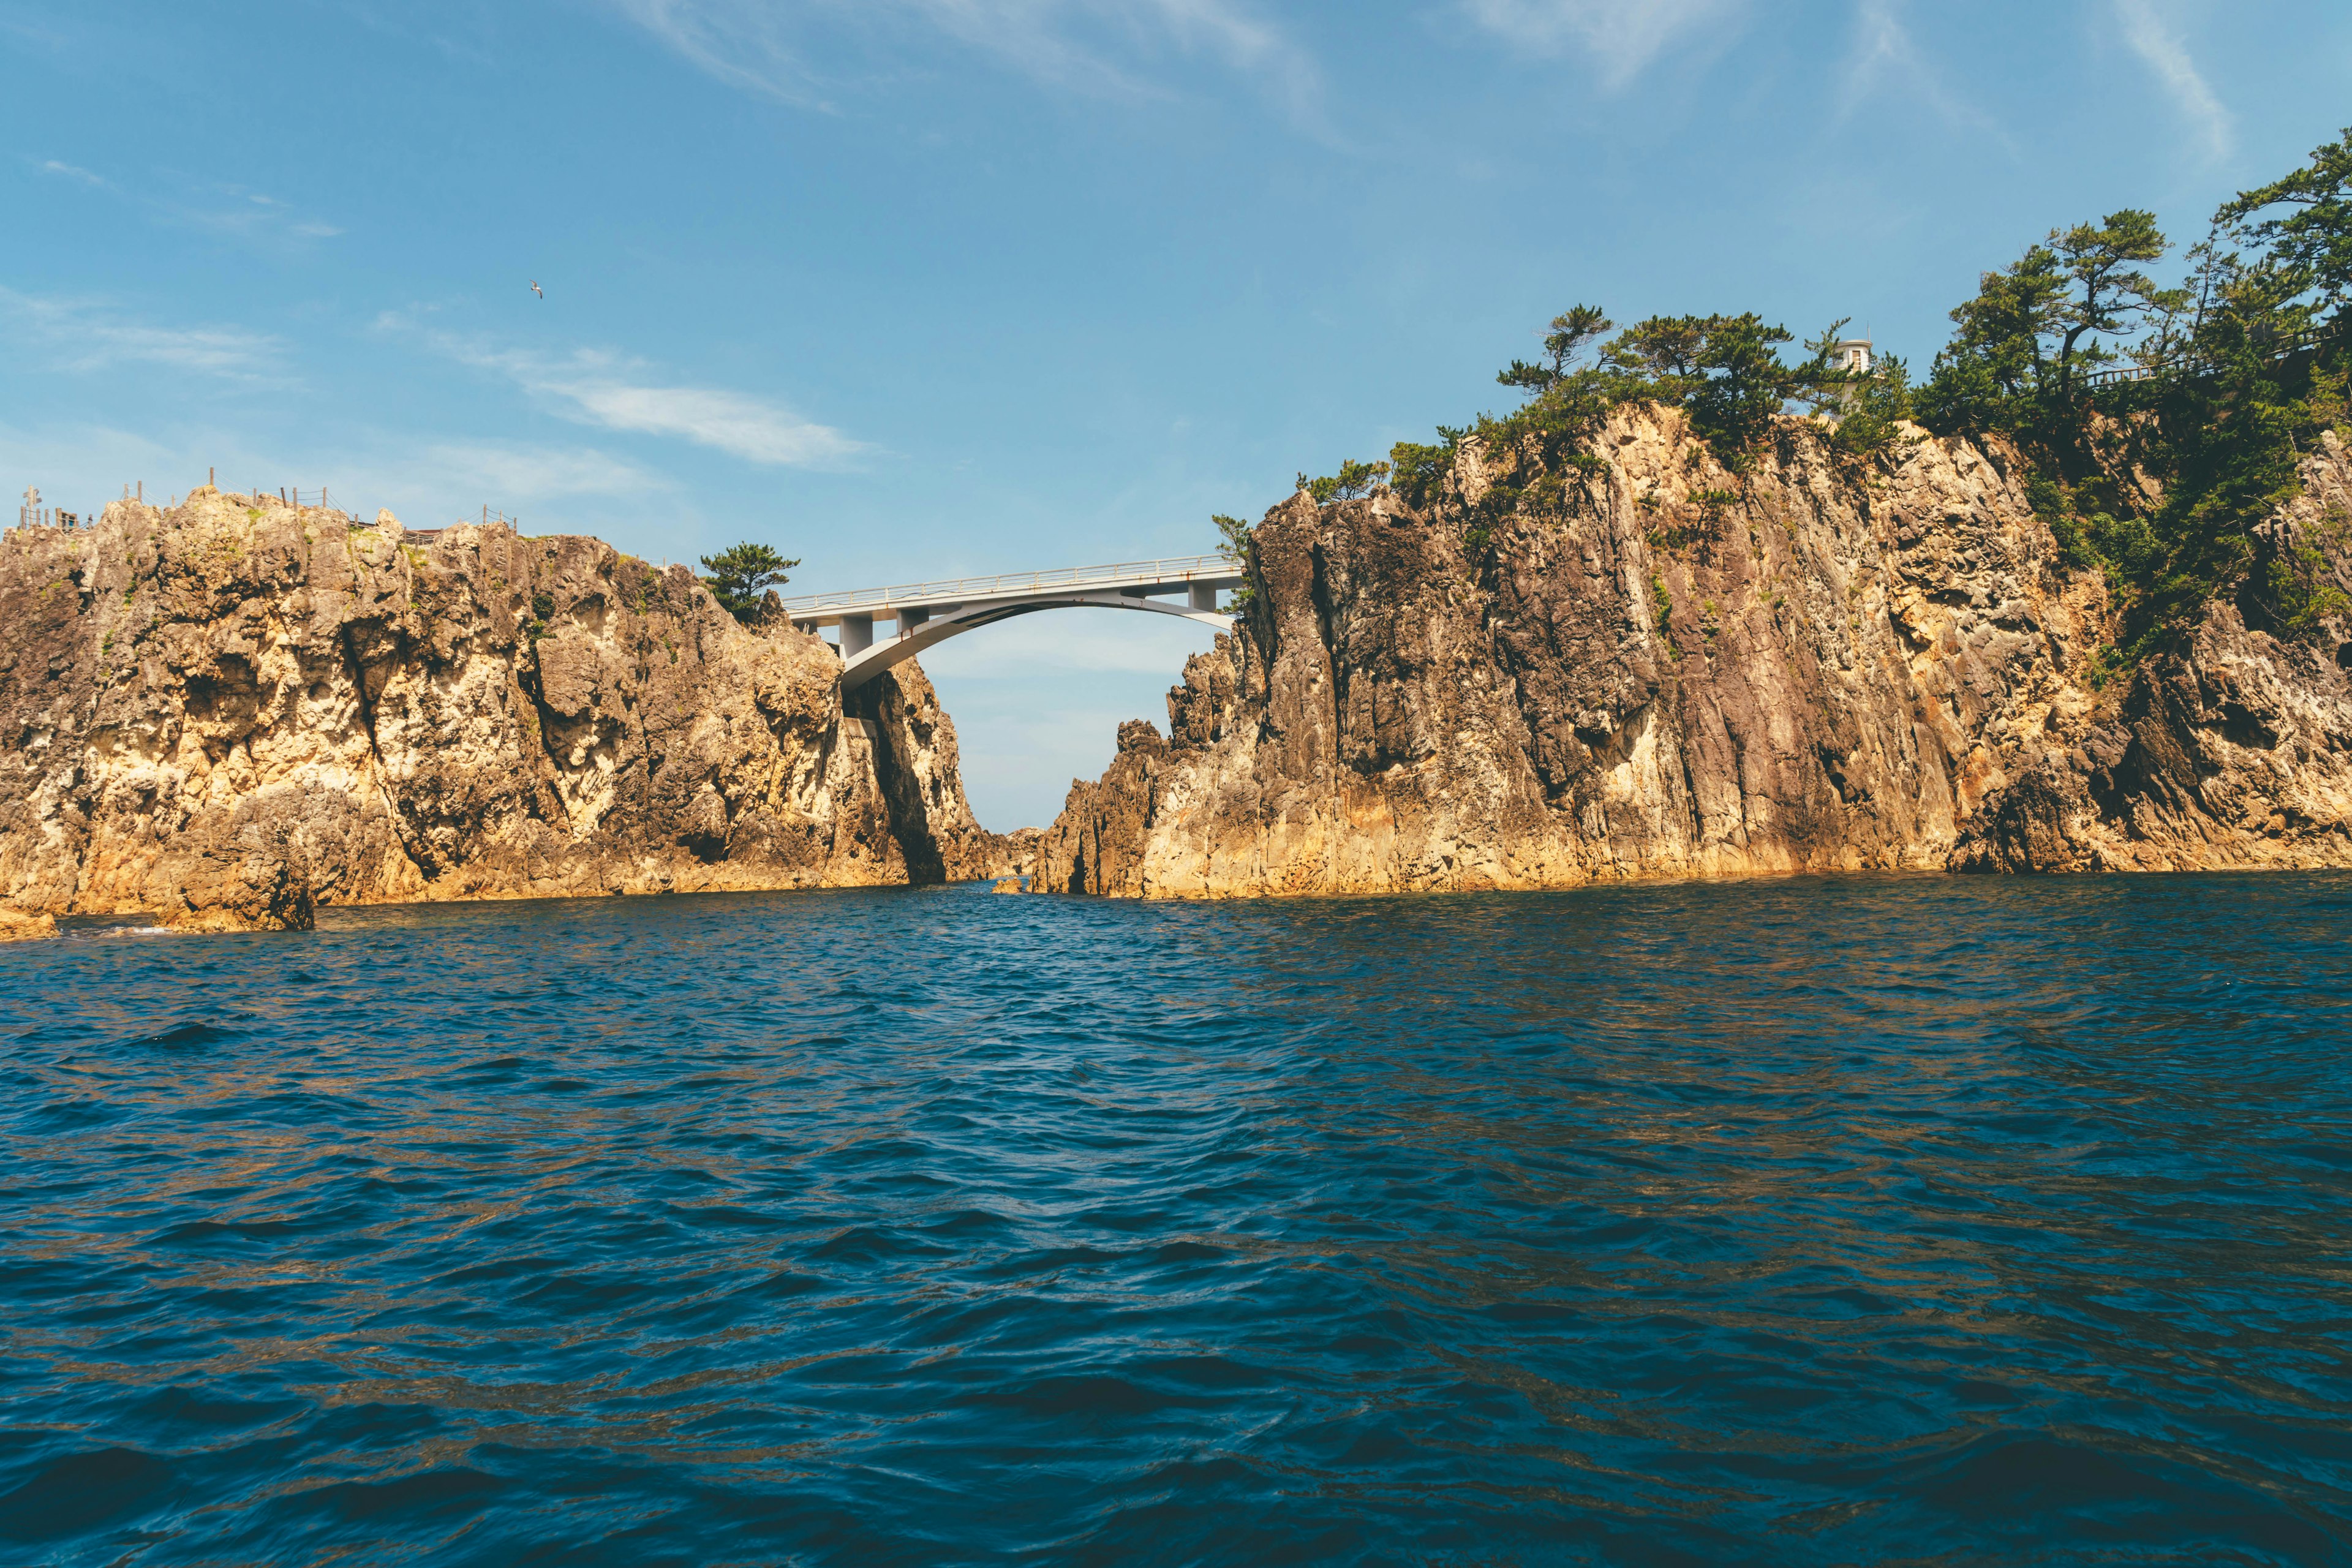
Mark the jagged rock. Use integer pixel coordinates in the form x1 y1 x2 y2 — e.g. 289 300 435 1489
151 799 318 930
1947 771 2095 873
0 489 1001 924
854 663 1016 883
0 907 55 942
1030 407 2352 896
992 826 1044 879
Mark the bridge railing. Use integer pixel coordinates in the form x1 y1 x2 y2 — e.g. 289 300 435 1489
779 553 1237 617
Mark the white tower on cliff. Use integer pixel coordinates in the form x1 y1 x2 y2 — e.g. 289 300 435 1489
1829 335 1873 422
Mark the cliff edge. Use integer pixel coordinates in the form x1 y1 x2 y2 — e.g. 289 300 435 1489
0 489 1008 927
1031 409 2352 895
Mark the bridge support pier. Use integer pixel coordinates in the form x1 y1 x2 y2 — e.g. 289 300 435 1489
840 614 873 658
1188 582 1220 612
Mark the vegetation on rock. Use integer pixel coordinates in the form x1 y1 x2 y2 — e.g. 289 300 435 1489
1211 511 1258 612
699 542 800 622
1334 129 2352 670
1909 134 2352 660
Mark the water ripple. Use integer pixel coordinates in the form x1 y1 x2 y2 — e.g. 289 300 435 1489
2 875 2351 1562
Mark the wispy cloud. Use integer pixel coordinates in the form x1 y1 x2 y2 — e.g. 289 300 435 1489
0 419 186 514
403 442 668 507
1841 0 1915 111
609 0 1321 125
1458 0 1737 86
2113 0 2230 162
168 184 345 243
393 317 869 468
23 158 342 247
34 159 111 188
1836 0 1999 137
0 287 285 379
0 420 672 536
535 377 866 466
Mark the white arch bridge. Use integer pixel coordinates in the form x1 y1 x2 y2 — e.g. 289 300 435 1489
780 554 1243 692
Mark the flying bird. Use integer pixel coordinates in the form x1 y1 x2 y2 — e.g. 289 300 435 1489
530 280 543 298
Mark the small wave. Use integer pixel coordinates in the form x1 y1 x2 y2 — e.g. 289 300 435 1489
3 872 2349 1563
118 1020 238 1051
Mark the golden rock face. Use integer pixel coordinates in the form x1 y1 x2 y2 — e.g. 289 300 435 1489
1030 410 2352 899
0 907 55 942
0 495 1014 927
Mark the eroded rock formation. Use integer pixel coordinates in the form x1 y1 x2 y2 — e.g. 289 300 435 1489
1031 410 2352 895
0 908 55 943
0 488 1009 928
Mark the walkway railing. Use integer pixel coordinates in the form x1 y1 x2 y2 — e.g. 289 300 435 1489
2081 327 2332 388
779 554 1236 617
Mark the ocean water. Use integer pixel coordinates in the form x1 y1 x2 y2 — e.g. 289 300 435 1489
3 873 2350 1566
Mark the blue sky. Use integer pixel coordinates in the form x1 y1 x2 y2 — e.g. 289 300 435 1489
4 1 2347 828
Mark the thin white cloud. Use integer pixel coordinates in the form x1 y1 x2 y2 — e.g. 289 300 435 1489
1841 0 1909 110
22 159 341 248
169 184 345 243
0 287 285 379
35 159 111 188
402 442 668 507
609 0 1321 125
1836 0 1999 136
393 318 869 469
2113 0 2230 162
0 420 185 517
543 379 865 466
0 420 666 536
605 0 818 106
1459 0 1736 85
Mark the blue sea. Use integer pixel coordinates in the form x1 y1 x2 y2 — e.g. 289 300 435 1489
4 873 2350 1565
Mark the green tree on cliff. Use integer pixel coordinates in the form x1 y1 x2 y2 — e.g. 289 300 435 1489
1212 512 1253 564
2216 127 2352 326
1599 312 1864 467
1917 209 2177 428
1909 140 2352 662
700 542 800 622
1331 132 2351 666
1212 512 1259 612
1497 304 1615 396
1296 459 1391 502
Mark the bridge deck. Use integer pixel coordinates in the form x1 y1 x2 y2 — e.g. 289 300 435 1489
779 554 1240 628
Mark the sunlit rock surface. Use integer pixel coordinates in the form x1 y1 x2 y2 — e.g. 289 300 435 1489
1032 412 2352 895
0 488 1011 927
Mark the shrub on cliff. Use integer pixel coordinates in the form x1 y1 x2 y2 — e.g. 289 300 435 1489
1915 209 2177 431
699 542 801 623
1299 129 2349 664
1297 459 1391 502
1913 129 2352 659
1212 512 1259 613
1383 304 1881 520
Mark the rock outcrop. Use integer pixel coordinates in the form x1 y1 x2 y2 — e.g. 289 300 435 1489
0 488 1007 927
1030 410 2352 896
0 908 55 942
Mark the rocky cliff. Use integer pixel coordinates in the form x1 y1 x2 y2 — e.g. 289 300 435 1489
0 488 1007 928
1031 409 2352 896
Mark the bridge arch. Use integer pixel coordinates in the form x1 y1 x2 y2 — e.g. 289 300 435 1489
781 556 1242 692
